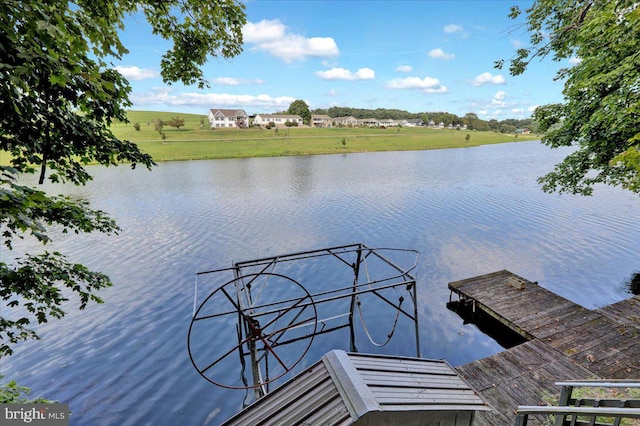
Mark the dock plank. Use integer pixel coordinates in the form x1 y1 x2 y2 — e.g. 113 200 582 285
457 340 595 426
449 270 640 425
598 296 640 328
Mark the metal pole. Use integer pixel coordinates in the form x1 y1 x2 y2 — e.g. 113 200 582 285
349 244 363 352
413 279 421 358
234 266 266 399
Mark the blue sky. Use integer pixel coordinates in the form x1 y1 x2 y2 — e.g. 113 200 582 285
115 1 572 120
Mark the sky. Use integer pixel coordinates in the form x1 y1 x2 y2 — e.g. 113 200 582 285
114 0 572 120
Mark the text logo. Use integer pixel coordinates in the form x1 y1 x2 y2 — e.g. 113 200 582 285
1 404 69 426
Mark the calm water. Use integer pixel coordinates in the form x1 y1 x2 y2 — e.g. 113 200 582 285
3 141 639 425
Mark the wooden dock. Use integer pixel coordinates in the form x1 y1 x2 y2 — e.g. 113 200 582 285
448 270 640 425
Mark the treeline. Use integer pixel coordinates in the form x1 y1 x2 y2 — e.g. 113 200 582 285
311 107 538 133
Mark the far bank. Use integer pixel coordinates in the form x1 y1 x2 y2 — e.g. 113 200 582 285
111 111 539 162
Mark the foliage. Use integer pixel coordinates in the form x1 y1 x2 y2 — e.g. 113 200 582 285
0 377 53 403
153 119 165 134
499 1 640 195
0 0 246 356
312 106 535 132
287 100 311 125
166 116 185 130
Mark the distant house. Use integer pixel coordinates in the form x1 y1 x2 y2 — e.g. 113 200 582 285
515 128 531 134
208 109 249 128
311 114 332 128
333 116 358 127
404 118 424 127
378 118 398 127
438 122 445 129
253 114 303 126
358 118 379 127
427 119 436 128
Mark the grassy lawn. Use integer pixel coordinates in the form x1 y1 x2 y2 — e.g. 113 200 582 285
0 110 540 165
111 110 539 162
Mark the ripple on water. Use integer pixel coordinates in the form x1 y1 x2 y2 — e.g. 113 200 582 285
3 143 639 425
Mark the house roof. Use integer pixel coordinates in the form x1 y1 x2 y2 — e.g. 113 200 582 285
256 114 302 120
209 109 247 118
222 350 489 425
311 114 332 120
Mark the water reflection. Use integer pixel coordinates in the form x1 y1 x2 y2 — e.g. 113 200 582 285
445 300 528 349
623 272 640 295
3 142 639 425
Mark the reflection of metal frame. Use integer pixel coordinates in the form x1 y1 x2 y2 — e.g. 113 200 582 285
188 243 420 400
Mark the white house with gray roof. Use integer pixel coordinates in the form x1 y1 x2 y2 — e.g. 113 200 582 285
253 114 303 126
208 109 249 128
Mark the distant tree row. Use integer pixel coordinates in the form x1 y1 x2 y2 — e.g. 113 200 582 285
309 107 538 133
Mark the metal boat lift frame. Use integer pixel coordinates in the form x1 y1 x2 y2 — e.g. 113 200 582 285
189 243 421 399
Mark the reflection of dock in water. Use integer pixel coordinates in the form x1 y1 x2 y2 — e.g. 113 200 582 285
448 270 640 425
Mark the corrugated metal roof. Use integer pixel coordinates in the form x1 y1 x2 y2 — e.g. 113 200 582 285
347 352 488 412
222 359 351 426
221 350 489 426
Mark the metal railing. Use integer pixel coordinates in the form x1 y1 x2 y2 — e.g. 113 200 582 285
515 380 640 426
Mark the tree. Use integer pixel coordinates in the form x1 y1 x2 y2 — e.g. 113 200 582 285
498 1 640 195
288 100 311 125
167 116 185 130
0 377 53 403
0 0 246 357
154 119 165 134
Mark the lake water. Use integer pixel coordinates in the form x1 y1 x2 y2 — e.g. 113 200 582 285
3 141 639 425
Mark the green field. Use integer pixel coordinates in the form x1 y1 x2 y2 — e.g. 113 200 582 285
110 111 539 162
1 110 540 166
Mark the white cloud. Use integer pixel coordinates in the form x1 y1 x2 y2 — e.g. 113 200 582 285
212 77 242 86
444 24 464 34
130 88 295 112
494 90 507 101
315 67 375 80
528 105 540 113
471 72 506 86
444 24 467 38
470 91 536 118
396 65 413 73
211 77 264 86
115 66 159 81
242 20 286 44
428 48 455 60
569 56 582 65
243 19 339 62
386 76 448 94
510 38 525 49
